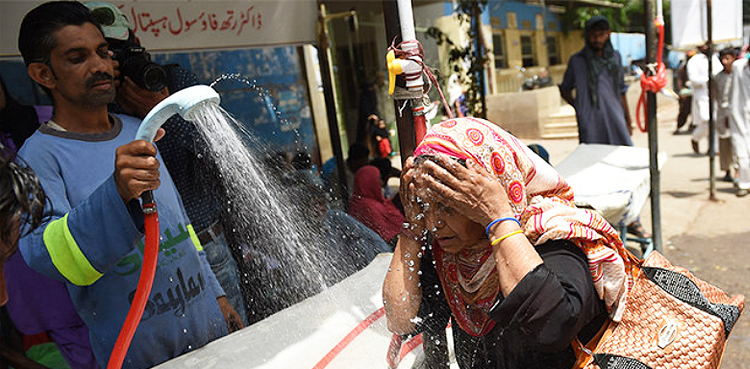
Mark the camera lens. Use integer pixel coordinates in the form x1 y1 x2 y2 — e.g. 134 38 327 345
140 64 168 92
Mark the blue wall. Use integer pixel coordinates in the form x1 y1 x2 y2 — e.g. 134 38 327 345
609 33 646 66
152 47 316 156
488 0 560 31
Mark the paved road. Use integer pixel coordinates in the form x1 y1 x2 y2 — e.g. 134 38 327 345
523 91 749 368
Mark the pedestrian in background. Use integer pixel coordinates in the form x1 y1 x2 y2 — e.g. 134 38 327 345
729 48 750 197
560 15 650 239
560 15 632 146
713 48 738 183
688 43 722 154
674 50 695 134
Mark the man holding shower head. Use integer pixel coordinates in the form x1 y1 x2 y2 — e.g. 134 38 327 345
15 2 233 367
83 0 248 328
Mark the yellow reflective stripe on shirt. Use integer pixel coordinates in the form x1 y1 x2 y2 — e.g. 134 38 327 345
43 213 103 286
187 224 203 252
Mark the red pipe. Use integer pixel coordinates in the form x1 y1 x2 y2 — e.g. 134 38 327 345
413 106 427 143
107 201 159 369
636 21 667 133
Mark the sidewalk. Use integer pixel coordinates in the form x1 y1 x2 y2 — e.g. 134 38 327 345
521 92 749 369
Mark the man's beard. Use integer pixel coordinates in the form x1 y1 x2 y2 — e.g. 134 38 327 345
81 73 116 108
589 42 604 52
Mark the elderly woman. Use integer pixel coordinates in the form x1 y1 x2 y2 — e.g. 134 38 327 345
383 118 633 368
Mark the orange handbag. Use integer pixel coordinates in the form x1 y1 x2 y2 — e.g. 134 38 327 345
573 251 745 369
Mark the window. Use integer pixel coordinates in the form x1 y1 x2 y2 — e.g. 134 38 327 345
520 35 536 67
547 35 561 65
492 33 507 69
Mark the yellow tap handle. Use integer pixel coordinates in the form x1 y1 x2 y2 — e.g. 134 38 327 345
387 50 402 95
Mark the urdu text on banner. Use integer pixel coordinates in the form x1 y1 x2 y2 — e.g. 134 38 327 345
0 1 318 57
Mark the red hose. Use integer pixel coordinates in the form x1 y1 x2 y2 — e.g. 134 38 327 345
413 109 427 143
635 20 668 133
107 202 159 369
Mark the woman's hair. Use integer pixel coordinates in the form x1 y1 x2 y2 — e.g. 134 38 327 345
0 150 47 249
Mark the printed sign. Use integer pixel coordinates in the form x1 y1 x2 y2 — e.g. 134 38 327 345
670 0 743 48
0 0 317 57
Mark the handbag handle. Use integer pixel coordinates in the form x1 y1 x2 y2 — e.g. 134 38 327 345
571 247 645 368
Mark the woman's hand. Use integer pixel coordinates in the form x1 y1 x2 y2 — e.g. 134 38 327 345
414 154 513 227
400 157 426 237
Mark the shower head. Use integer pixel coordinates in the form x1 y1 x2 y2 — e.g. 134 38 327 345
134 85 220 142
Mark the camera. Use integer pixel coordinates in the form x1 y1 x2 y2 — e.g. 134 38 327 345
109 40 167 92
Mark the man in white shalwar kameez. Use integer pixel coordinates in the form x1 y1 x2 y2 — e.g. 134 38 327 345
688 44 722 154
729 56 750 197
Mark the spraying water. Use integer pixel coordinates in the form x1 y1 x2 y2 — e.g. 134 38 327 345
186 101 370 322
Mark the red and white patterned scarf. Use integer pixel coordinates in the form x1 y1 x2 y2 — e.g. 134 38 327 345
413 117 633 337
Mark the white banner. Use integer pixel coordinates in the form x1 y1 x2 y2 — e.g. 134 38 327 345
1 0 317 57
670 0 743 49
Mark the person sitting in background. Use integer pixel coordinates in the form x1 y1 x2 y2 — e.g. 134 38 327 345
348 165 405 247
370 157 402 202
383 118 632 368
373 119 393 158
306 183 391 283
291 150 323 190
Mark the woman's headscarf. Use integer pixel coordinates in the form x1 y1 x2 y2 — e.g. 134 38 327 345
413 117 633 337
348 165 405 243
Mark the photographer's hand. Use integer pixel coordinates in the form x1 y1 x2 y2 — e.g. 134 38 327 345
117 77 169 119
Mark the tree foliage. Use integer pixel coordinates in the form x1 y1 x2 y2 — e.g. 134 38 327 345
424 0 489 118
559 0 672 44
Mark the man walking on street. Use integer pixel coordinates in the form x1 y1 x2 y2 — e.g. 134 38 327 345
559 15 649 238
560 15 633 146
729 52 750 197
688 43 722 154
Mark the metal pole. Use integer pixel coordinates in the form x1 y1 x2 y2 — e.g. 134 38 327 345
645 0 662 253
383 0 417 164
318 4 349 208
472 3 487 118
707 0 717 200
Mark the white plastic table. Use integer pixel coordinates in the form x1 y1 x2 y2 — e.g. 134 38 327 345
554 144 666 254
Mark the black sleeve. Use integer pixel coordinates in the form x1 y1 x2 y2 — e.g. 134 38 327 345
488 239 606 352
409 245 452 338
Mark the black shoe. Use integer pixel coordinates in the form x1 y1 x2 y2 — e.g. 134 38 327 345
691 140 700 154
722 173 734 182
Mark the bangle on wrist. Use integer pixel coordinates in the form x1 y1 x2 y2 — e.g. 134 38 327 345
490 229 524 246
485 217 521 236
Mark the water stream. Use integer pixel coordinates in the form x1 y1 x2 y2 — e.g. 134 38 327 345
187 98 370 324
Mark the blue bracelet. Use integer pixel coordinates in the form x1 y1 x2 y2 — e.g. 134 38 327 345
485 217 521 236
